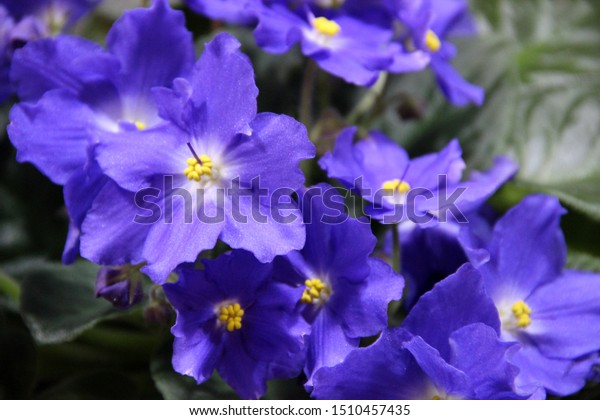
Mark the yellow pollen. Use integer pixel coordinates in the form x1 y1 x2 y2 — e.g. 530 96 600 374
134 121 146 131
313 16 341 37
425 30 441 52
512 300 532 328
382 179 411 195
217 302 244 332
184 154 213 181
432 395 441 400
301 278 330 305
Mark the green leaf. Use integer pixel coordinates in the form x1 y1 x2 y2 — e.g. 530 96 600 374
18 260 120 344
386 0 600 220
35 371 140 399
151 350 239 400
567 251 600 273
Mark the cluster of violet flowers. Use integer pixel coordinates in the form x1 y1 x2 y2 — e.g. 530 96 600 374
5 0 600 400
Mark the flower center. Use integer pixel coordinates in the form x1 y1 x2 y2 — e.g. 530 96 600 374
312 16 341 37
134 121 146 131
382 179 411 195
217 303 244 332
425 30 441 52
301 278 331 305
184 155 213 181
512 300 532 328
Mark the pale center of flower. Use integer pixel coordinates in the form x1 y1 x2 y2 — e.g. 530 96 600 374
425 30 441 52
382 179 411 195
511 300 532 329
184 155 213 182
301 278 331 305
312 16 341 37
217 303 244 332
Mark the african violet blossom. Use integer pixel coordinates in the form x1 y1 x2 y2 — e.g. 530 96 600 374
461 195 600 397
272 184 404 388
0 0 101 103
2 0 101 35
312 264 535 399
319 126 517 224
8 0 194 264
163 250 309 399
90 32 315 283
252 0 428 86
388 0 484 106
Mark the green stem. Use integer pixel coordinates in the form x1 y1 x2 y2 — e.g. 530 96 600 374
299 59 318 131
347 72 388 125
387 223 405 325
391 223 401 274
0 270 20 303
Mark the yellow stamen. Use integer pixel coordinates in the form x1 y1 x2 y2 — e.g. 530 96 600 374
512 300 532 328
382 179 411 195
184 154 213 181
134 121 146 131
425 30 441 52
301 278 331 305
313 16 341 37
217 302 244 332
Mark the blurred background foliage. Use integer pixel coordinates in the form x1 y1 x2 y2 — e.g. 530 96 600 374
1 0 600 399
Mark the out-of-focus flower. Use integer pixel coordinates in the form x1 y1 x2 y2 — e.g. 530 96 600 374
388 0 484 105
0 0 102 103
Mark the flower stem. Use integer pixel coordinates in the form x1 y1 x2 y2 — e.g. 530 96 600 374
0 270 20 303
347 72 388 125
299 59 318 131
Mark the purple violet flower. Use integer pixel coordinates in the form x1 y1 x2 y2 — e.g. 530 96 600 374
463 194 600 396
273 183 404 388
319 127 517 224
252 0 427 86
87 32 315 284
8 0 195 263
0 0 102 103
388 0 484 105
312 264 535 399
163 250 309 399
